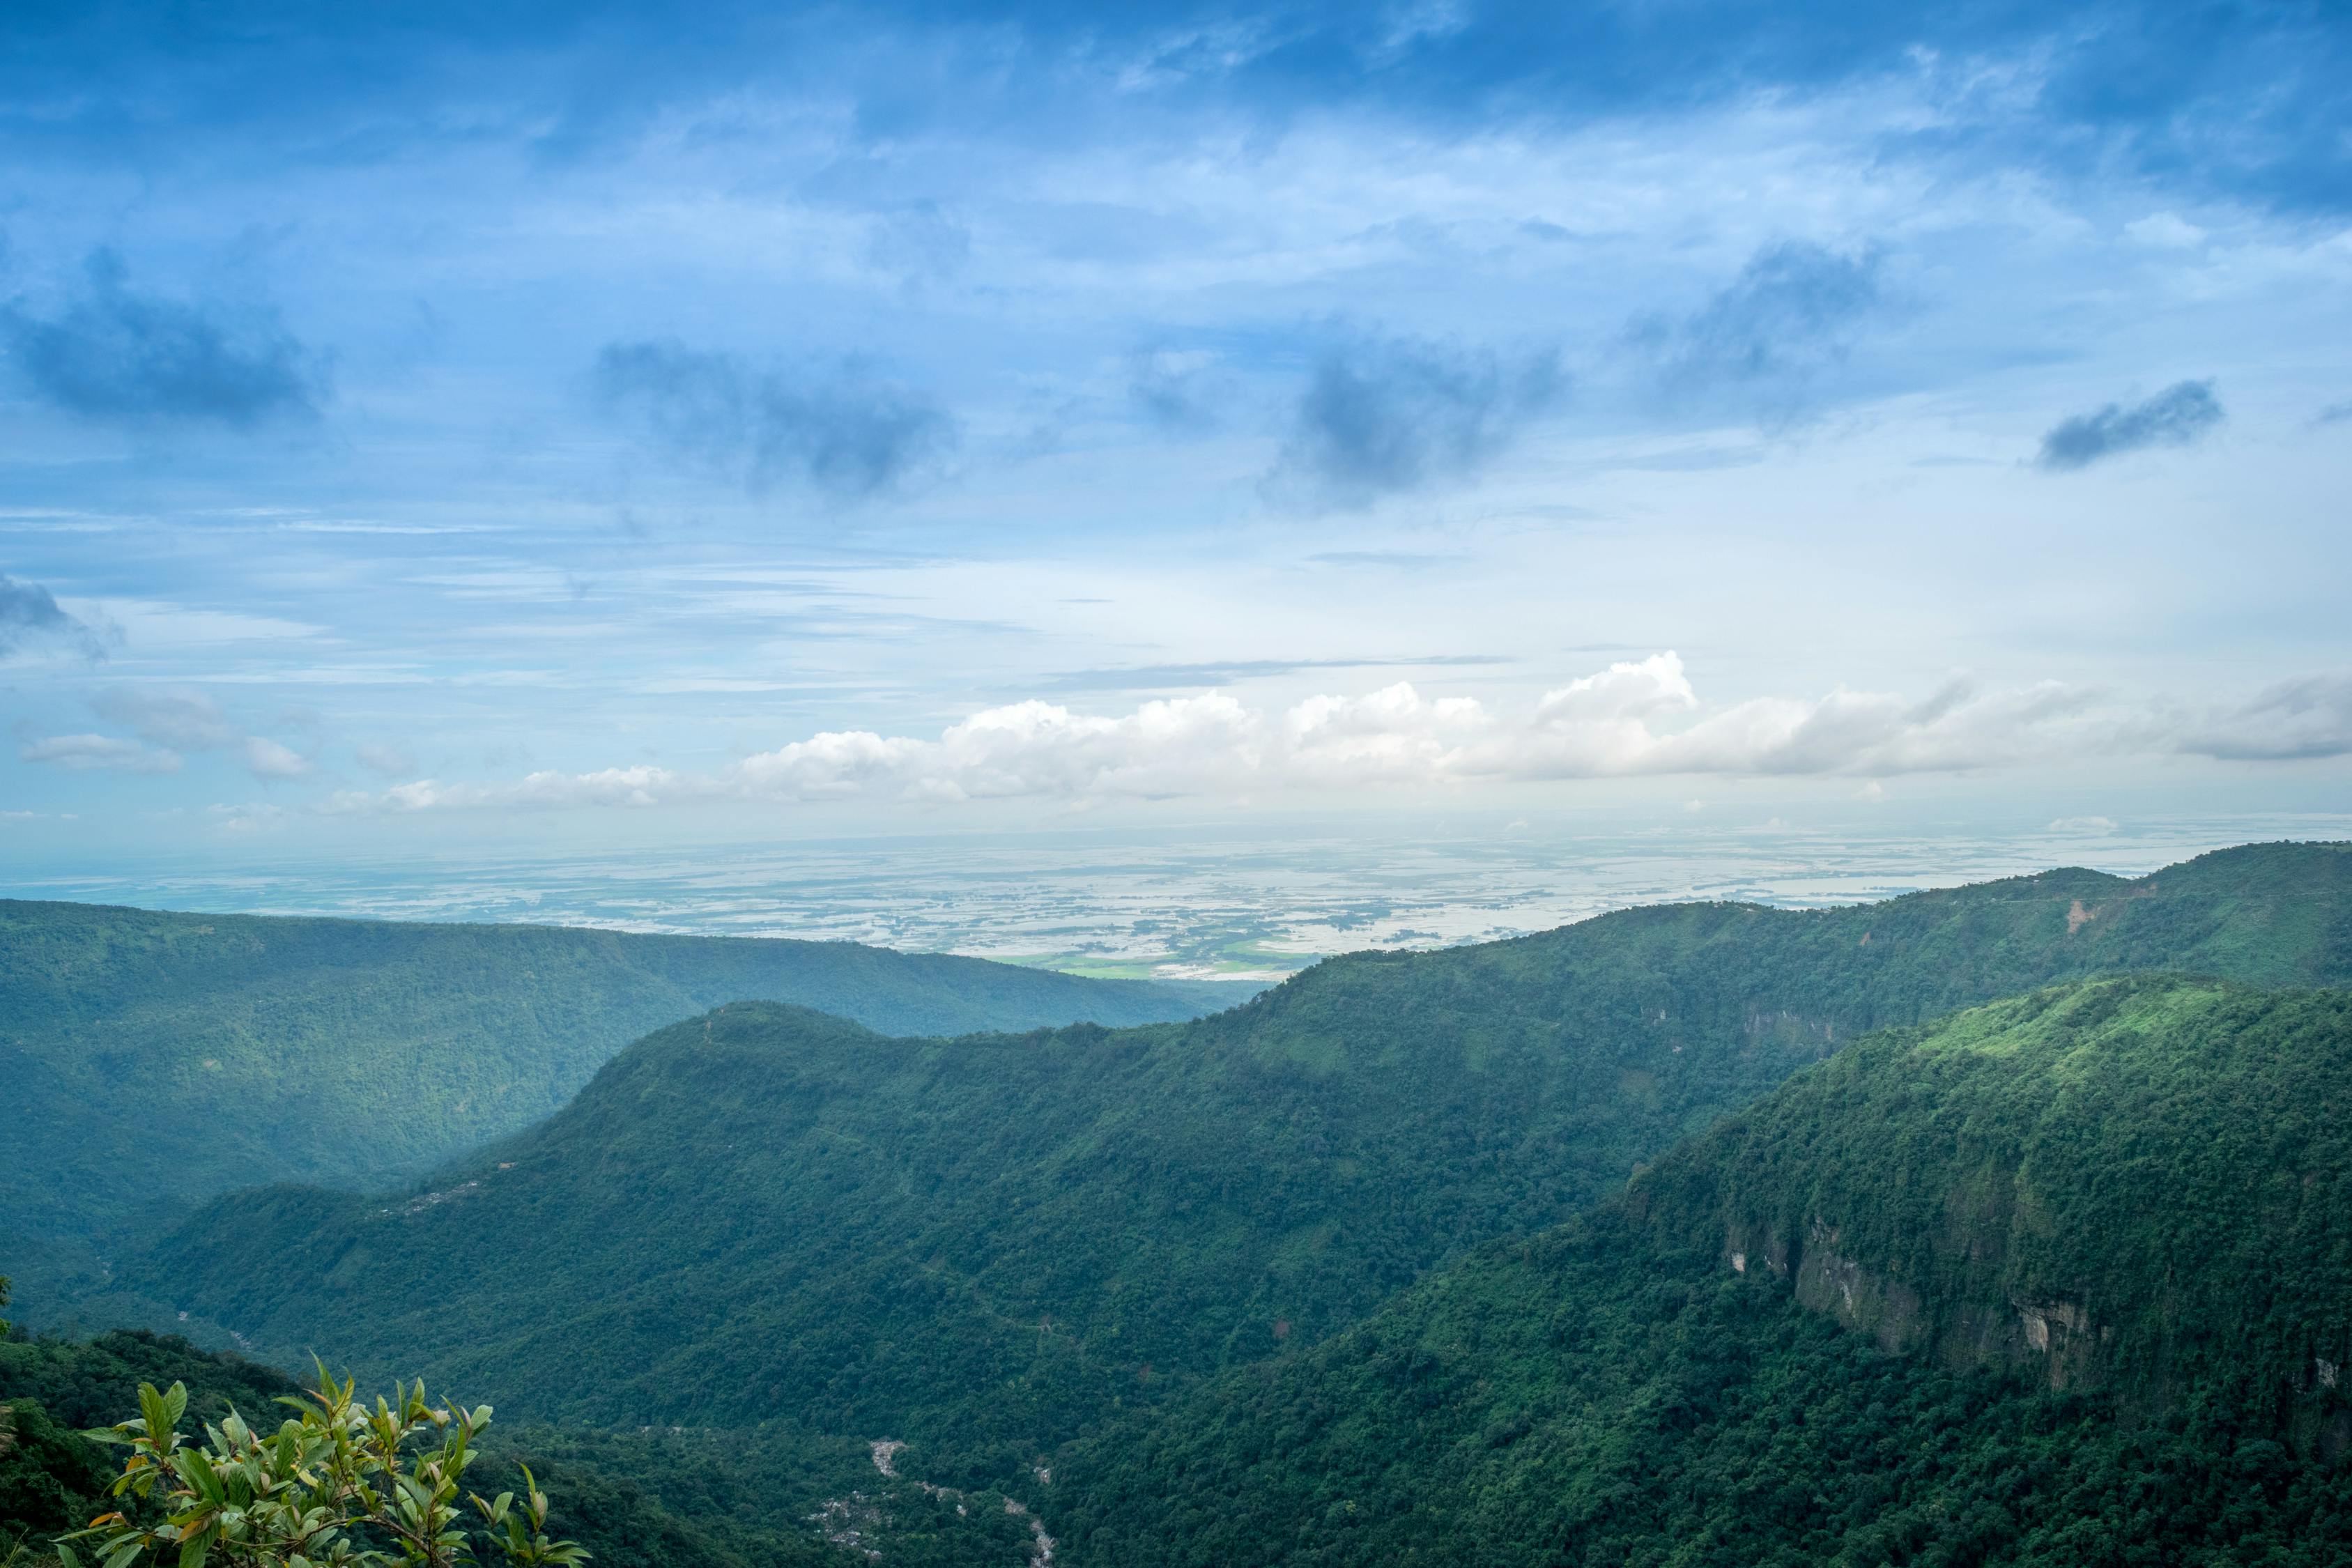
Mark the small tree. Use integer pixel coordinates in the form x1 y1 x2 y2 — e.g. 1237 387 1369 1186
64 1367 584 1568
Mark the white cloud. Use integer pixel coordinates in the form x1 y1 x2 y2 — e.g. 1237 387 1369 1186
330 650 2352 816
242 737 313 778
21 733 182 772
70 685 313 780
2047 815 2118 835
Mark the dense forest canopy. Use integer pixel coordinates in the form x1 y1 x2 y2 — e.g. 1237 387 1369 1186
8 843 2352 1565
125 845 2352 1474
1048 978 2352 1565
0 899 1252 1323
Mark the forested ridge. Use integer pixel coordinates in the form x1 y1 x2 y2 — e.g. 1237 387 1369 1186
0 898 1252 1323
9 843 2352 1565
1048 979 2352 1565
126 846 2352 1470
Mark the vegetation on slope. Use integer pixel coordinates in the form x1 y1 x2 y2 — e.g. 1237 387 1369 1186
1049 979 2352 1565
0 898 1252 1319
0 1324 1042 1568
130 845 2352 1489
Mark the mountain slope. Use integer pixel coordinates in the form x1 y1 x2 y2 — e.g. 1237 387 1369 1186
130 844 2352 1482
0 898 1254 1318
1050 978 2352 1565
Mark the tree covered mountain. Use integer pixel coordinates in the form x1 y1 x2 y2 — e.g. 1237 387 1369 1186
0 898 1254 1322
125 844 2352 1489
1049 978 2352 1565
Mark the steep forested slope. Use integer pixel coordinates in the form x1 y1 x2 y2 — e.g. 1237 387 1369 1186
0 899 1251 1317
130 845 2352 1486
1050 979 2352 1566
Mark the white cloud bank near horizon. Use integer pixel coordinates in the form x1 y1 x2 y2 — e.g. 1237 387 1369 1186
314 652 2352 816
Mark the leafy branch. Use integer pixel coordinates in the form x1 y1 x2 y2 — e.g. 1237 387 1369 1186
63 1367 585 1568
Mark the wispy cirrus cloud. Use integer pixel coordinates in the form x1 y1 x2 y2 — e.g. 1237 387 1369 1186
2036 379 2224 470
325 654 2352 816
0 251 329 429
18 732 180 773
594 339 956 501
1631 240 1889 420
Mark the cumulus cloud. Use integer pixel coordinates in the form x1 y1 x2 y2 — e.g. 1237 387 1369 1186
1266 331 1565 508
331 650 2352 817
242 736 312 778
0 575 107 661
594 339 956 500
0 250 328 427
19 733 180 773
2036 379 2224 470
32 686 313 779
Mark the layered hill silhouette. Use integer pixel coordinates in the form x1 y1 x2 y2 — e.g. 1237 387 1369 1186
1050 977 2352 1564
0 899 1252 1320
128 844 2352 1487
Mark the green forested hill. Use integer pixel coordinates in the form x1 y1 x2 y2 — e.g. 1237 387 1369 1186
125 844 2352 1490
1049 979 2352 1565
0 898 1254 1320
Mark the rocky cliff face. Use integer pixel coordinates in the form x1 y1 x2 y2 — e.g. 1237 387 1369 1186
1627 978 2352 1429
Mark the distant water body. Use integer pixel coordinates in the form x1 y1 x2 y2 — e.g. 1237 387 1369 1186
9 810 2342 981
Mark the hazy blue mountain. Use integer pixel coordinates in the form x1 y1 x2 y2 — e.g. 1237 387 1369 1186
0 898 1256 1320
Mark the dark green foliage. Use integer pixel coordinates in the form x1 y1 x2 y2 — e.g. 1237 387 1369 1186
471 1428 1036 1567
0 898 1254 1318
0 1330 298 1434
1049 979 2352 1565
129 845 2352 1483
0 1331 299 1554
1630 979 2352 1404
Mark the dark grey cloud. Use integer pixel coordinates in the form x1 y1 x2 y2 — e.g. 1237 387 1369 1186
594 339 956 500
0 250 328 428
1268 332 1565 509
1636 241 1886 413
2036 379 2224 471
0 574 106 661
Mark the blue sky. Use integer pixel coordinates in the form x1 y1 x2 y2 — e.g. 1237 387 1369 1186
1 0 2348 861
